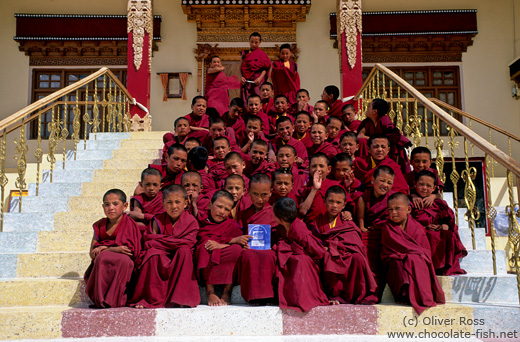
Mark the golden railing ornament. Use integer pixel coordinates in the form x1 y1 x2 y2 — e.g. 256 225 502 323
14 120 28 212
83 85 92 149
447 125 460 223
47 106 60 182
92 80 101 139
485 153 498 274
71 90 81 160
433 116 446 185
34 113 43 196
0 130 8 231
59 105 69 170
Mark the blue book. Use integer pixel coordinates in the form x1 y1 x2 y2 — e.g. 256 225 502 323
248 224 271 250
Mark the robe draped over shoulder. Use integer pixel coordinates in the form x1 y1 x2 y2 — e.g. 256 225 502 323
271 60 300 104
353 156 409 194
130 192 164 227
205 71 241 116
241 49 271 103
149 164 184 190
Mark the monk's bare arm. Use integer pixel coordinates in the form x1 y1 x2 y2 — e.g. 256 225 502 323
356 197 367 232
89 233 105 260
299 188 318 216
151 220 160 234
357 128 368 139
127 199 145 221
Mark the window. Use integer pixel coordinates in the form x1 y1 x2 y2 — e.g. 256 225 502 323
363 66 461 135
31 69 127 139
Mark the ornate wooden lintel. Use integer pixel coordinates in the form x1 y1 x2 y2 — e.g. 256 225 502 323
182 4 311 42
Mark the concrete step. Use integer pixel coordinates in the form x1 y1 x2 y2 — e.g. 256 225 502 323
55 159 105 170
45 169 94 183
111 149 159 160
16 196 70 213
2 212 55 232
74 149 113 160
461 250 508 274
103 158 153 170
439 274 520 304
0 232 38 253
443 192 454 208
84 140 121 150
80 183 137 200
0 305 67 340
37 230 92 252
53 212 106 231
16 251 90 278
92 169 143 182
118 139 164 150
458 227 486 250
89 132 131 140
28 182 82 197
0 254 19 278
0 278 87 307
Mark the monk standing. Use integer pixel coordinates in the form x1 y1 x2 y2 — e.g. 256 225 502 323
240 32 271 104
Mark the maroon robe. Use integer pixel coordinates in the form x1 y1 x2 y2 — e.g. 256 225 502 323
298 179 353 223
328 99 344 117
201 128 242 156
353 156 409 194
268 191 299 207
237 205 278 302
150 164 184 190
266 112 294 135
197 191 253 221
326 129 347 151
308 141 338 161
161 131 205 164
237 131 269 149
405 167 445 194
240 48 272 103
262 98 275 116
130 192 165 228
273 218 329 312
222 111 246 137
130 211 200 308
244 159 275 178
381 216 446 315
346 120 362 133
412 199 467 275
310 214 378 304
271 137 309 165
288 103 313 117
245 111 271 136
358 115 412 173
195 213 244 285
206 71 241 116
271 60 300 104
293 131 313 149
184 113 210 129
84 214 142 308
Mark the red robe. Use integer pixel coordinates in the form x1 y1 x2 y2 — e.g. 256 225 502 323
288 103 313 117
150 164 184 190
273 218 329 312
201 127 242 156
184 113 210 129
268 191 299 207
237 131 269 150
271 137 309 165
266 112 294 135
84 214 142 308
381 216 446 315
310 214 378 304
130 192 165 228
130 211 200 308
240 48 272 104
196 190 252 222
237 205 278 302
195 213 244 285
357 115 412 173
298 179 353 223
222 111 246 137
262 98 275 116
246 111 271 136
411 199 467 275
161 131 205 164
326 129 347 152
293 131 313 149
405 167 445 194
271 60 300 104
308 141 338 161
346 120 362 133
353 156 409 194
328 99 344 117
205 71 241 116
195 168 216 195
243 159 275 178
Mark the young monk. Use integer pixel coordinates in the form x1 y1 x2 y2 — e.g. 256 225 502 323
289 89 314 116
321 85 343 117
357 98 412 173
342 104 362 133
339 131 359 160
130 185 200 308
270 116 308 166
139 144 187 193
244 139 275 177
246 94 270 136
299 153 353 222
239 115 268 153
406 146 444 209
162 117 193 163
329 153 361 199
184 96 210 132
222 152 249 190
275 145 309 194
205 55 241 116
181 171 203 217
128 168 164 228
272 197 330 311
412 170 467 275
312 100 329 124
271 44 300 104
195 190 251 306
353 134 409 194
309 186 378 305
260 82 275 114
186 146 215 195
185 137 201 153
269 169 298 205
293 111 314 149
356 165 396 297
237 174 278 305
308 123 338 161
85 189 141 308
201 116 241 156
267 95 291 136
241 32 272 104
222 97 246 137
207 136 231 183
325 116 345 150
381 192 445 314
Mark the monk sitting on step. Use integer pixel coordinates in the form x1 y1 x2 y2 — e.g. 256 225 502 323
128 168 164 229
130 185 200 308
380 192 445 315
85 189 141 308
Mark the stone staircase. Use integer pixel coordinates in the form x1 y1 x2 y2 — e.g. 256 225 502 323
1 132 520 341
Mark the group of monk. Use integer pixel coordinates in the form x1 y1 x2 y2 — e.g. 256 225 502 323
84 32 468 315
